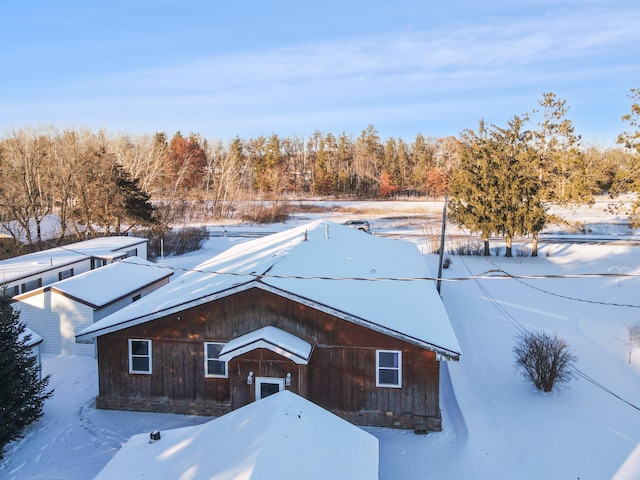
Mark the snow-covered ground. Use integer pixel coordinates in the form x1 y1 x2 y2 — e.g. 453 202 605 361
2 200 640 479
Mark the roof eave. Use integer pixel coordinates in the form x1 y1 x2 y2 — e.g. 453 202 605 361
75 280 257 343
255 283 461 360
75 277 461 361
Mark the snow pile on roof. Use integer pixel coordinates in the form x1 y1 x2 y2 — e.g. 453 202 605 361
94 390 378 480
219 326 312 364
47 256 173 308
77 221 460 357
20 327 43 347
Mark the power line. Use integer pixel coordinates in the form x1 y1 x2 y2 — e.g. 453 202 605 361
449 237 640 413
488 262 640 308
454 253 529 335
43 239 640 309
571 367 640 412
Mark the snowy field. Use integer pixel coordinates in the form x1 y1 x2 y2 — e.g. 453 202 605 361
2 199 640 479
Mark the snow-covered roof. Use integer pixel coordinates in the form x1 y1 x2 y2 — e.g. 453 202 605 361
94 390 378 480
45 257 172 308
0 236 148 284
219 326 313 364
77 221 461 358
13 257 172 309
20 327 43 347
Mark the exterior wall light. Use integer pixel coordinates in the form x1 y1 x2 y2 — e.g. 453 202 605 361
247 371 253 385
285 372 292 387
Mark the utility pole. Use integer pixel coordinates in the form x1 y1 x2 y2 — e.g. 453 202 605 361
436 195 448 295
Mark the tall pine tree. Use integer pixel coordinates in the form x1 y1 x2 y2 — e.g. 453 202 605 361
449 117 545 257
614 88 640 226
448 120 499 256
0 289 53 459
111 164 158 234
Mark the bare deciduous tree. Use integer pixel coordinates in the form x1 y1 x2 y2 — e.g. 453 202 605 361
0 128 53 249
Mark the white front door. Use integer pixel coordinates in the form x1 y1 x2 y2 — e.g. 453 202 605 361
255 377 285 400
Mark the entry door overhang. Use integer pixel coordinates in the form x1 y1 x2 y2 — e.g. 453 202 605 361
219 326 312 365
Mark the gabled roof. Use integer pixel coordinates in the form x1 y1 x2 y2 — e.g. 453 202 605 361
77 221 461 359
219 326 313 364
14 257 173 309
0 236 148 284
94 390 379 480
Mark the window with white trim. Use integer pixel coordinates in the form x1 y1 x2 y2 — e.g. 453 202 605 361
129 339 152 374
376 350 402 388
204 342 228 378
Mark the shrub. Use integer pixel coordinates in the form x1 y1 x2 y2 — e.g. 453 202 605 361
239 202 290 224
143 226 210 259
168 226 210 256
447 239 485 256
513 331 577 392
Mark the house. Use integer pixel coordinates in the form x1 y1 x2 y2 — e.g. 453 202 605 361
14 257 173 356
77 220 461 431
0 236 148 297
95 390 379 480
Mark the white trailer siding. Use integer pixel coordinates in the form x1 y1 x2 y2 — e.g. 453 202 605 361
14 256 172 356
53 294 96 356
16 290 94 356
15 292 62 354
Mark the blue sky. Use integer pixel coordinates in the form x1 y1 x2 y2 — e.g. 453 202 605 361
2 1 639 145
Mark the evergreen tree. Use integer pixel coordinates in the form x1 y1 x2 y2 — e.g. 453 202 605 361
112 164 158 233
532 92 595 206
617 88 640 153
491 116 541 257
614 88 640 226
0 290 53 459
410 133 434 194
448 121 498 256
312 141 334 195
449 117 545 257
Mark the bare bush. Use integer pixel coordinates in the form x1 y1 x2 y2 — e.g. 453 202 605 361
447 239 485 256
143 226 210 259
239 202 290 224
513 331 577 392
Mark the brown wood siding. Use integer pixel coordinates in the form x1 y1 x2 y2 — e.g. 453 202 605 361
308 348 438 416
95 287 442 428
228 349 305 408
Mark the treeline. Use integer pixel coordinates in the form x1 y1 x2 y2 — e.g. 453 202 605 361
0 91 638 253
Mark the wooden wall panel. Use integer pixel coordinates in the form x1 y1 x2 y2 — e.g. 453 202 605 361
95 287 443 429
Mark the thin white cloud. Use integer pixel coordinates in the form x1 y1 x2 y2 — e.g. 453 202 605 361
3 3 638 142
75 7 636 100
